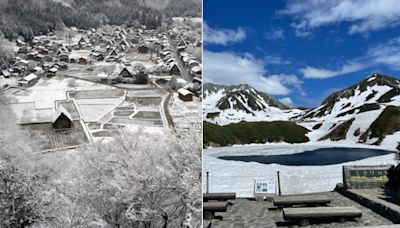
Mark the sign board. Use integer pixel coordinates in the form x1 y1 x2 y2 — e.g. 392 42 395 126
343 165 391 189
254 179 276 196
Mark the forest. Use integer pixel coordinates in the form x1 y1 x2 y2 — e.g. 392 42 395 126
0 0 201 41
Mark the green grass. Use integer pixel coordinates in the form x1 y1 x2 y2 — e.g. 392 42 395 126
204 121 310 147
320 118 355 141
206 112 220 119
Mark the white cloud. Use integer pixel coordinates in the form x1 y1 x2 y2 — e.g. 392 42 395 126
264 55 291 65
300 36 400 79
265 28 285 40
204 23 246 45
279 97 294 107
300 62 366 79
281 0 400 36
204 50 303 95
367 37 400 70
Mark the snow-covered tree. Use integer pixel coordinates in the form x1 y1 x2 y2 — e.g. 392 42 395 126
73 130 202 227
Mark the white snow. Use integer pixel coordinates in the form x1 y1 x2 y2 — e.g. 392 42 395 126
203 89 303 125
203 142 398 197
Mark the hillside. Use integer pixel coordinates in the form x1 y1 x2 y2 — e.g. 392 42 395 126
300 73 400 149
203 83 304 125
0 0 201 41
203 121 310 147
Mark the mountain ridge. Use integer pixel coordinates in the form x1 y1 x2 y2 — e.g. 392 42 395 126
203 73 400 150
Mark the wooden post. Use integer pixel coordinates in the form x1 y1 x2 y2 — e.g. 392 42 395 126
206 171 209 193
277 171 282 195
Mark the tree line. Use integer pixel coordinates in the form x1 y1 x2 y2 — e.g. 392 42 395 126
0 0 200 41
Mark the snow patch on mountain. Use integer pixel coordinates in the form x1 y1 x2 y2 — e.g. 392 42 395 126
203 83 304 125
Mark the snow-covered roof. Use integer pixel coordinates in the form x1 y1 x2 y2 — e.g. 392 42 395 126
48 67 58 73
22 73 38 81
191 66 202 73
97 72 108 78
52 106 73 123
1 70 10 76
177 88 192 96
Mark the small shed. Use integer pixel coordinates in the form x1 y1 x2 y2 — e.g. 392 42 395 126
177 88 193 102
47 67 58 77
52 109 73 130
79 57 88 65
1 70 11 78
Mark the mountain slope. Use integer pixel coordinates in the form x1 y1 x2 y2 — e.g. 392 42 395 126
203 73 400 150
203 83 304 125
299 73 400 149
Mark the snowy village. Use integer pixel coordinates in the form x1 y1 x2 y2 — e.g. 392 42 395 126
0 0 202 225
0 20 202 151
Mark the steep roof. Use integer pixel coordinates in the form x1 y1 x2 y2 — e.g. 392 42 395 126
52 106 73 123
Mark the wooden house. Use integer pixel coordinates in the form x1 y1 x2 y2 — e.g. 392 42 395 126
109 49 119 57
177 38 188 48
117 66 148 84
169 63 181 75
1 70 11 78
52 109 73 131
18 73 38 87
78 37 89 46
190 65 202 76
47 67 58 77
177 88 193 102
79 57 88 65
120 67 134 78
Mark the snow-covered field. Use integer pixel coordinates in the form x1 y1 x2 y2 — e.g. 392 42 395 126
203 142 398 197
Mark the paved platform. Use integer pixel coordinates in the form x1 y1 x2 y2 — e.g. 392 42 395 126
203 192 394 228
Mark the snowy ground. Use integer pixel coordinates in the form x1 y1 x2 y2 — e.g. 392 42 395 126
169 93 202 133
203 142 398 197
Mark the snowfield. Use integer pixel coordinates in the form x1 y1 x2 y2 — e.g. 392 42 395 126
203 142 398 197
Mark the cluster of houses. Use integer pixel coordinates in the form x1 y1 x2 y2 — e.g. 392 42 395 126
157 37 182 76
1 23 202 104
0 36 74 88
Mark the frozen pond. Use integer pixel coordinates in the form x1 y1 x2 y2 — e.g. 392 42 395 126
203 143 398 197
219 147 394 166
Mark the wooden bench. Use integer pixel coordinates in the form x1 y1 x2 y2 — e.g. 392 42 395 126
203 192 236 202
203 202 228 220
273 195 331 207
283 206 362 226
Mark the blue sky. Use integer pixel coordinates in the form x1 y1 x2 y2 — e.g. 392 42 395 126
203 0 400 107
